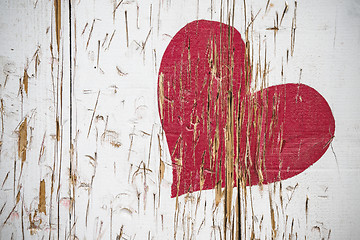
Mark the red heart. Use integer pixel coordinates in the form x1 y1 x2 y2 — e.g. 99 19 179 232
158 20 335 198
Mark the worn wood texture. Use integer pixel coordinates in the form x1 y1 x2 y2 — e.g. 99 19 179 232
0 0 359 239
0 0 71 239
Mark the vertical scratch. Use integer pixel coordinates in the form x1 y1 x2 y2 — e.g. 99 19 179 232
87 91 100 138
125 11 129 47
86 19 96 50
81 23 88 36
101 33 109 48
18 118 27 168
157 0 161 34
106 30 116 50
23 69 29 96
69 0 74 237
54 0 61 52
39 179 46 214
56 116 60 141
150 4 152 27
137 5 140 29
280 1 289 25
1 172 9 189
97 40 100 69
305 195 309 225
211 0 213 19
21 198 24 240
290 0 297 56
0 99 4 160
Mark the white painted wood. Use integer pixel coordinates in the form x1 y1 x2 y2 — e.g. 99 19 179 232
0 0 359 239
0 1 71 239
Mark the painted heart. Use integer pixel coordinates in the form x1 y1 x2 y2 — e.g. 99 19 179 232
158 20 335 198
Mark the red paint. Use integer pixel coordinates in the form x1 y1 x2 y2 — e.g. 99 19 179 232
158 20 335 197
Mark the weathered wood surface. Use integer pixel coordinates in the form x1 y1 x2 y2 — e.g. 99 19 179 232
0 0 359 239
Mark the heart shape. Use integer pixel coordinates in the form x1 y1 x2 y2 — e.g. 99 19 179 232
158 20 335 198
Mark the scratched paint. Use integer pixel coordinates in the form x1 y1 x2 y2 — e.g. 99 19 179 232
0 0 71 238
0 0 359 239
158 20 335 198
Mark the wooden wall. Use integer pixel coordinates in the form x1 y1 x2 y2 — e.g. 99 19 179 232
0 0 359 239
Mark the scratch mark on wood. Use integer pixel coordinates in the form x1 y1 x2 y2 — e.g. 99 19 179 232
149 4 152 27
265 0 271 12
106 30 116 50
81 22 88 35
38 179 46 214
54 0 61 52
21 200 24 239
290 0 297 56
305 195 309 225
3 187 22 226
87 91 101 138
1 171 9 189
159 160 165 184
116 66 128 76
116 225 124 239
125 11 129 47
86 19 96 50
56 116 60 141
101 33 109 48
113 0 124 20
280 1 289 25
157 0 161 34
23 69 29 95
18 118 27 167
38 132 46 164
16 189 21 204
0 203 5 215
127 127 135 161
137 5 140 29
97 40 100 69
